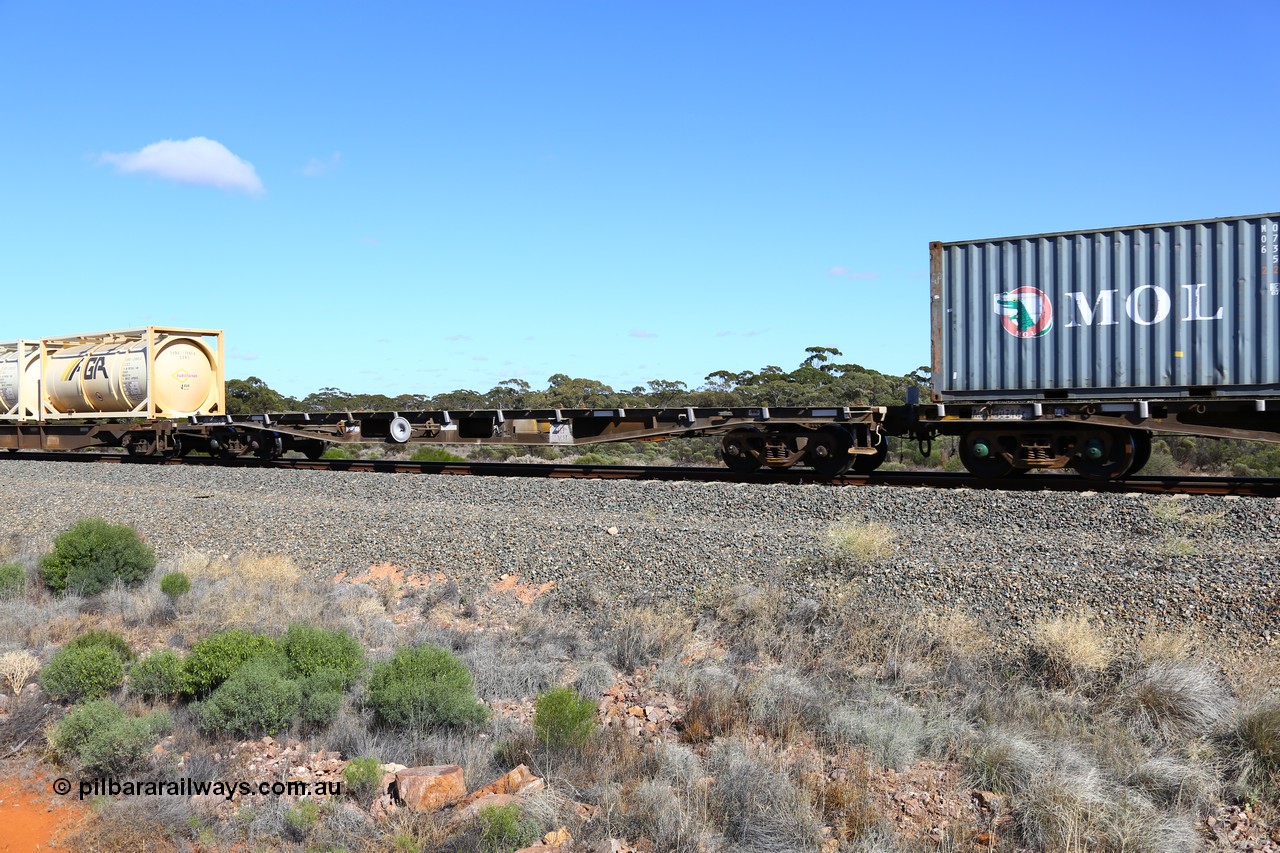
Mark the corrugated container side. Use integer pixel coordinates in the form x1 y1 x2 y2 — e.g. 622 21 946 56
931 214 1280 399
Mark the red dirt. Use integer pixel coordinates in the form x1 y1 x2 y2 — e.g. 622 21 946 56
0 766 89 853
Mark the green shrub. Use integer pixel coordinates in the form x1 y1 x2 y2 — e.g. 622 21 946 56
284 799 321 842
367 644 488 729
409 446 466 462
342 755 383 806
182 629 279 697
0 562 24 599
159 571 191 600
39 518 156 595
281 624 364 686
52 699 170 774
477 802 540 852
129 650 184 701
40 645 125 701
300 690 342 729
574 452 615 466
533 685 598 749
193 657 301 736
299 671 344 729
66 629 135 663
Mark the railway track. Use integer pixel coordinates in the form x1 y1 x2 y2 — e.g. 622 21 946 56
2 450 1277 496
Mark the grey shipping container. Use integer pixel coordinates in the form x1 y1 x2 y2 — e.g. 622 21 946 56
931 213 1280 400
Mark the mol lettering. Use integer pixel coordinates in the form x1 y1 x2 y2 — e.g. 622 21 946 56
1063 284 1223 328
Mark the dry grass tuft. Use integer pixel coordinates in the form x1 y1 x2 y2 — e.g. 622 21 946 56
1126 756 1220 816
1136 630 1197 663
713 584 813 666
1150 497 1226 531
1229 702 1280 804
679 664 744 744
1011 767 1108 852
1099 789 1201 853
618 778 707 853
1116 660 1232 737
66 794 196 853
609 606 689 673
823 517 895 564
708 739 823 851
964 728 1048 795
0 649 39 695
179 550 326 633
826 695 924 771
1026 613 1114 690
748 668 829 741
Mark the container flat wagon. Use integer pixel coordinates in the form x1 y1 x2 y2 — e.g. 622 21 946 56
918 212 1280 477
7 213 1280 481
0 327 890 476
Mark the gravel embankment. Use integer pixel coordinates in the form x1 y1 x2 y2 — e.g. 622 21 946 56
1 460 1276 652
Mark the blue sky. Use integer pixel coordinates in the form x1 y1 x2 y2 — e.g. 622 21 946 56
2 2 1276 399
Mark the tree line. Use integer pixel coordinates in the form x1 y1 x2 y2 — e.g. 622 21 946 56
226 346 931 415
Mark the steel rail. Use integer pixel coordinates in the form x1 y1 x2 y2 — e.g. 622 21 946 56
1 451 1278 496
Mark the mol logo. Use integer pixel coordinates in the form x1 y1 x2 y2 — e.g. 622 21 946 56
992 283 1224 338
994 287 1053 338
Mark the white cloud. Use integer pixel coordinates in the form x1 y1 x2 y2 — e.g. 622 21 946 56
630 329 658 338
100 137 264 195
302 152 340 176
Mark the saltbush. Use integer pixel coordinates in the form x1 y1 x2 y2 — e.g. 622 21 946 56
39 518 156 595
182 629 279 697
300 688 343 729
342 755 383 806
533 685 598 749
40 645 125 701
129 650 185 701
366 644 488 729
477 802 541 852
299 670 344 729
0 562 24 599
65 629 135 663
159 571 191 599
52 699 171 774
193 658 302 736
280 624 364 686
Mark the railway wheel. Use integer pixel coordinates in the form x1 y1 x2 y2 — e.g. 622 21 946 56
958 433 1014 478
1129 430 1152 475
301 440 328 461
1073 430 1136 480
255 434 283 460
125 434 156 457
721 429 764 474
805 428 852 477
850 438 889 474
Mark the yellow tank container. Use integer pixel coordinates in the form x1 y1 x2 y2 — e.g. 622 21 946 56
22 327 225 419
0 342 40 418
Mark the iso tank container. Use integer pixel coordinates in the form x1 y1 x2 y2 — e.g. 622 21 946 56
931 213 1280 400
0 327 225 420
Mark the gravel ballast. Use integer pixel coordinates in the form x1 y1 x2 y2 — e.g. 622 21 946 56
1 460 1276 652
